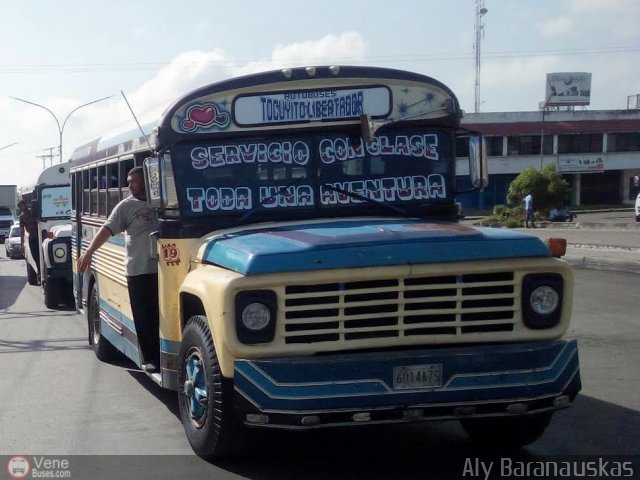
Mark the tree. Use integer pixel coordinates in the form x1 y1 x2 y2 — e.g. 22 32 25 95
507 165 569 217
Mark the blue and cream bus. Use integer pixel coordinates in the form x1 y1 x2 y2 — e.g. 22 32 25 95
70 65 580 458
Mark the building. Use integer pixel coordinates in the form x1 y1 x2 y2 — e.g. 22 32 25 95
456 109 640 210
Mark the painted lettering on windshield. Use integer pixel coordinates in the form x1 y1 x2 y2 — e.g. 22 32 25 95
191 141 310 169
319 135 438 163
320 175 446 205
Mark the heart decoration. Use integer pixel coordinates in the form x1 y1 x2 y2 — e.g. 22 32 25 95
180 102 231 132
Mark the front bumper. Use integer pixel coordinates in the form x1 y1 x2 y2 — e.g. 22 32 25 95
45 266 72 281
233 340 580 428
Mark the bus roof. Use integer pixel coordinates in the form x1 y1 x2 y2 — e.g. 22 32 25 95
70 65 460 167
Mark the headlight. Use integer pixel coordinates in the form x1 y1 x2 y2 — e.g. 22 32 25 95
521 274 564 329
235 290 277 344
51 243 68 263
529 286 559 315
241 303 271 330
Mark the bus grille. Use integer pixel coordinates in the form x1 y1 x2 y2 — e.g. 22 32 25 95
283 272 516 344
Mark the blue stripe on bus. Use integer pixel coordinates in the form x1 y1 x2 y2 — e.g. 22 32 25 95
98 298 181 355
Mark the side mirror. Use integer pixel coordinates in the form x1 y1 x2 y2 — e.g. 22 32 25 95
468 136 489 190
144 156 161 208
360 114 385 143
30 199 41 219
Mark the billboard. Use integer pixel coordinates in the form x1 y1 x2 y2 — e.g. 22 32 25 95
545 72 591 106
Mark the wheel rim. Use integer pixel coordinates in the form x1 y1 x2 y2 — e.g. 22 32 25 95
182 347 209 428
90 288 101 345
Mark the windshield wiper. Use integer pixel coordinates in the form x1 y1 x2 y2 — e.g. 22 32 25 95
321 183 409 217
235 184 296 226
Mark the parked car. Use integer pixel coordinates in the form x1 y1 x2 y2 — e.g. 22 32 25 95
548 206 576 222
635 193 640 222
4 223 23 259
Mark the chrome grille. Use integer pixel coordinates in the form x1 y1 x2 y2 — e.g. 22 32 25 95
283 272 516 344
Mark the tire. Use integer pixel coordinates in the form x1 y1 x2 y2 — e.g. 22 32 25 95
44 280 60 309
178 315 243 459
461 412 553 449
88 282 118 361
26 262 38 285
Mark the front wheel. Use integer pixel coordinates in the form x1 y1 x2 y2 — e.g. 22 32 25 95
177 315 243 459
88 282 118 361
44 280 60 309
461 412 553 449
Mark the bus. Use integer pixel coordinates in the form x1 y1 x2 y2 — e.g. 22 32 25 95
69 66 581 458
21 162 73 308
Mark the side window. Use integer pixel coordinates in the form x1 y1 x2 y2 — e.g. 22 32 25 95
98 165 107 217
119 159 135 200
82 170 91 215
90 167 99 215
106 163 120 216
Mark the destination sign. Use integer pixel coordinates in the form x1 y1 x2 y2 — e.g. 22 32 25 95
234 87 391 126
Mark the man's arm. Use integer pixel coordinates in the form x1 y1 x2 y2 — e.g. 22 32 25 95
77 226 114 273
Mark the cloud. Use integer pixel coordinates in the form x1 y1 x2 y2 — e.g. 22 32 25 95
2 32 371 186
231 32 368 77
536 17 574 38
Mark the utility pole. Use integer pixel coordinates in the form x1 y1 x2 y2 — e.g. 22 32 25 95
474 0 488 113
37 147 56 169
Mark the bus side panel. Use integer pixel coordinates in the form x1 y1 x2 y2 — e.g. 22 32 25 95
157 237 199 388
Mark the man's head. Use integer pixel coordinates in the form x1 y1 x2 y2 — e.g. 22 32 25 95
17 200 28 212
127 167 146 200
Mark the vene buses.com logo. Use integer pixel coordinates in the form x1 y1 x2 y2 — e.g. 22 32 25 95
7 456 30 479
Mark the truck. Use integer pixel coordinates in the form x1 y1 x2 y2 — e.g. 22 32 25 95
70 66 581 458
20 163 73 308
0 185 17 241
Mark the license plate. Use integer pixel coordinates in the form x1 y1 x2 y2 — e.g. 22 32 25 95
393 364 443 390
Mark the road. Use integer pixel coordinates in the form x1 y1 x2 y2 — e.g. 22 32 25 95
1 242 639 479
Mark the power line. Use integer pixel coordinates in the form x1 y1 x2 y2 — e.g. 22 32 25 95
0 45 638 74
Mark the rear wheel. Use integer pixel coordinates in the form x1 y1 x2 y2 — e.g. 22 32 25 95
178 315 243 459
461 412 553 449
26 262 38 285
88 282 118 361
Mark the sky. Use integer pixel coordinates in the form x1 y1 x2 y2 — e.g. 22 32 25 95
1 0 639 187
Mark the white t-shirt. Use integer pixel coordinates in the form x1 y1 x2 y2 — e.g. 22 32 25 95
524 194 533 212
104 196 158 276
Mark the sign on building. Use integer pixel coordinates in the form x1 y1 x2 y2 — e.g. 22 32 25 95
558 157 604 173
545 73 591 106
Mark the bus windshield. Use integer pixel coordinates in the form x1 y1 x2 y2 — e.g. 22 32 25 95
171 129 453 220
40 185 72 219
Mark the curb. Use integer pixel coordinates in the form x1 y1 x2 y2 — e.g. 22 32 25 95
564 255 640 275
564 245 640 275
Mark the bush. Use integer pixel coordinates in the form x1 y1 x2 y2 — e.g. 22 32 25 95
507 165 569 217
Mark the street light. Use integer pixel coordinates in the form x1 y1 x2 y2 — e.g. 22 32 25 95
10 95 113 163
1 142 18 152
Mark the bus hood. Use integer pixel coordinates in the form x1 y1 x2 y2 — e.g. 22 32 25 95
201 219 551 275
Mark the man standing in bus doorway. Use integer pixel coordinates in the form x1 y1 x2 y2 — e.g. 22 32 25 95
524 190 536 228
77 167 160 371
18 200 40 275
